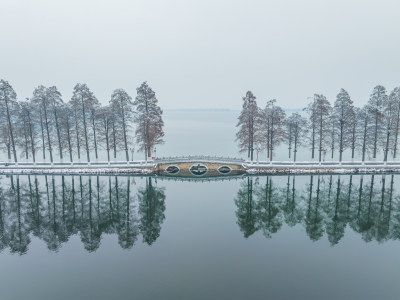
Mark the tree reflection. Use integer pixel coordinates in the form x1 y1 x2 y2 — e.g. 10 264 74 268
234 174 400 246
0 175 166 255
138 178 166 245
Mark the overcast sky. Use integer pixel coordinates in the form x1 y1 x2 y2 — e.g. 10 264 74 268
1 0 399 109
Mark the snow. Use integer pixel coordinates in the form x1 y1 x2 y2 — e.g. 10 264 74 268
0 168 153 175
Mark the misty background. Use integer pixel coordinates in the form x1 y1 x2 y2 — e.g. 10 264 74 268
1 0 399 110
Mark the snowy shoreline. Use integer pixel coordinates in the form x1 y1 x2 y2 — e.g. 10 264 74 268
245 167 400 175
0 168 153 175
0 166 399 176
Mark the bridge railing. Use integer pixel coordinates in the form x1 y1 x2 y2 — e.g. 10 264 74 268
155 155 245 163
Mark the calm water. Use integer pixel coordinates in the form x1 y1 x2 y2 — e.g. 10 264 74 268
1 110 400 300
0 174 400 300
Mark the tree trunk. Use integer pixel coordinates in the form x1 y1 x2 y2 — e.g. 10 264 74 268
27 111 36 163
294 126 298 162
43 103 53 163
74 110 81 160
91 109 98 160
384 126 390 162
373 114 378 158
5 98 17 163
53 103 63 160
339 120 344 162
319 110 323 162
362 119 368 162
39 112 46 160
80 96 90 162
393 104 400 159
66 119 73 163
121 105 129 162
112 118 117 159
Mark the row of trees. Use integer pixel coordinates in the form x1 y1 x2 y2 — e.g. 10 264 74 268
236 86 400 162
235 174 399 245
0 175 165 254
0 80 165 163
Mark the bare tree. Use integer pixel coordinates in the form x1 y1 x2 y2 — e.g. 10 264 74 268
368 85 387 159
389 87 400 159
350 107 360 160
70 83 99 162
382 89 398 161
0 80 18 163
16 100 38 161
96 106 113 163
48 86 64 160
32 85 54 163
59 104 75 163
304 95 318 159
236 91 262 161
333 89 355 162
356 106 374 162
110 89 133 162
314 94 332 162
133 82 165 160
286 113 308 161
262 99 286 161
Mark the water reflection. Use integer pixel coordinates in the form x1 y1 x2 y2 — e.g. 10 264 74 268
235 174 400 245
0 175 165 255
1 174 399 255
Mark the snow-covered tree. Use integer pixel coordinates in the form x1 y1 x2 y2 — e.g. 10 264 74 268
0 79 18 163
286 113 308 161
333 89 355 161
368 85 387 159
32 85 54 163
47 86 64 160
133 82 164 159
110 89 133 161
382 88 399 161
307 94 332 162
15 100 39 161
388 87 400 159
356 106 374 161
96 106 114 162
262 99 286 161
70 83 99 162
236 91 262 161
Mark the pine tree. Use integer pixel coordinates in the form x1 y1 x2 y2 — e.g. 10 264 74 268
133 82 164 159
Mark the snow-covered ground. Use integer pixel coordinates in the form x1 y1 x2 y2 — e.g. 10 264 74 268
0 168 153 175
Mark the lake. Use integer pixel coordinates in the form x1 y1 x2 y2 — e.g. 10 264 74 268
1 110 400 300
0 173 400 300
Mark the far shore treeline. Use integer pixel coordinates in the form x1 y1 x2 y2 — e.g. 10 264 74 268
0 79 164 163
236 86 400 162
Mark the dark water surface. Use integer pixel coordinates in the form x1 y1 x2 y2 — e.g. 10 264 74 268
0 174 399 300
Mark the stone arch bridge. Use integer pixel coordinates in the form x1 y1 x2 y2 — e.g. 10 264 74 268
154 156 246 177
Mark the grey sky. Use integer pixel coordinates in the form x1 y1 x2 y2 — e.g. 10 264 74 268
1 0 399 110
